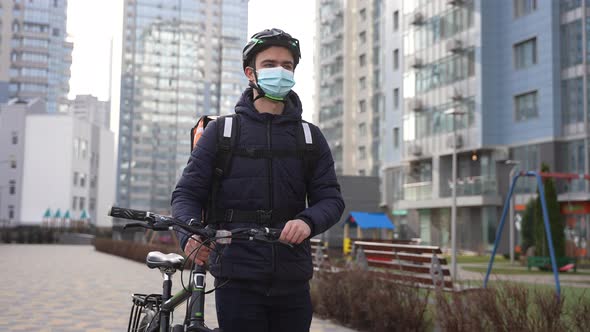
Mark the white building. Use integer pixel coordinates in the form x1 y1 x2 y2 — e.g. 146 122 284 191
0 98 115 228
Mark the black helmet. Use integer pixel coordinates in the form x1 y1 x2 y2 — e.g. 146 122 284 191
242 28 301 70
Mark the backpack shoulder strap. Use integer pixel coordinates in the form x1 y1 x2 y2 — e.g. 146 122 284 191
206 114 240 224
296 120 319 183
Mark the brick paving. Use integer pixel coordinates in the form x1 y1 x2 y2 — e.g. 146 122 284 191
0 244 357 332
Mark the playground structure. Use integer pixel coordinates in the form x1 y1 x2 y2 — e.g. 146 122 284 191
485 171 590 299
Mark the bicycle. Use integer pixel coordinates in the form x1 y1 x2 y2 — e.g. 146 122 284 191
108 206 288 332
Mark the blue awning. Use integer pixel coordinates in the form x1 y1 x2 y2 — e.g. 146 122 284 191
346 212 395 230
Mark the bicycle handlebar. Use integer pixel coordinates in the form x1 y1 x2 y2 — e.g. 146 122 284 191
109 206 286 246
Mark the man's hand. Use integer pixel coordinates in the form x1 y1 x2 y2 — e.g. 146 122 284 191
280 219 311 244
184 236 213 266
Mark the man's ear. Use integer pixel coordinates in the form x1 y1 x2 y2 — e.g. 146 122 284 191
244 66 256 82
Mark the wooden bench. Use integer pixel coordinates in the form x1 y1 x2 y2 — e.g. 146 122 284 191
352 240 453 291
310 238 332 272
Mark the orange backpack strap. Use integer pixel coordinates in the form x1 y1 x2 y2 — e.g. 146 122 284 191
190 115 218 152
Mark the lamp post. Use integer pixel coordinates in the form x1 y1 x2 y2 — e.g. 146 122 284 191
506 160 521 264
444 108 466 281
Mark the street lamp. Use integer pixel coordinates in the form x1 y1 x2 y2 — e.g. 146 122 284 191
505 159 521 264
444 108 466 282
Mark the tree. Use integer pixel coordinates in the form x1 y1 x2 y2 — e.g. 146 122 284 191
533 164 565 257
520 199 536 254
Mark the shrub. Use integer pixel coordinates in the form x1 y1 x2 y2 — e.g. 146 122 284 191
311 269 431 332
94 238 183 264
434 282 590 332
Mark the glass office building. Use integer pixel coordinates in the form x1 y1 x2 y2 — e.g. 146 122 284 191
117 0 248 213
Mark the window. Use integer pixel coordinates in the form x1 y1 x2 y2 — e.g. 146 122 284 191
80 174 86 187
11 132 18 144
89 198 96 212
561 20 582 68
514 0 537 18
73 138 79 158
72 197 78 210
10 160 16 169
359 169 366 176
359 31 366 44
81 140 88 159
393 49 399 70
359 100 366 113
9 180 15 195
359 123 367 137
358 146 367 159
359 54 367 67
393 128 400 148
360 8 366 21
515 90 539 121
359 77 366 90
73 172 79 186
79 197 85 210
514 38 537 69
394 10 399 31
394 88 400 109
8 205 14 220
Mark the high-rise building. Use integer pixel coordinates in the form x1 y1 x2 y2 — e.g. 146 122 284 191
117 0 248 213
315 0 383 177
382 0 590 255
0 0 73 113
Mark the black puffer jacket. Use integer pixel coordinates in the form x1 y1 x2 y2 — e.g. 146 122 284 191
171 88 344 294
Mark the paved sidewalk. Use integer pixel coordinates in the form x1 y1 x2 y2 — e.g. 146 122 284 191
0 244 356 332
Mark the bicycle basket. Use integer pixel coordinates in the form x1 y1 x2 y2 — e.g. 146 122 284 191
128 293 162 332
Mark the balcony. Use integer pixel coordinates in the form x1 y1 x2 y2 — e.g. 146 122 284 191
441 176 498 197
403 181 433 201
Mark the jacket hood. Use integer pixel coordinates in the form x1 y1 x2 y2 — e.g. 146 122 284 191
235 87 303 124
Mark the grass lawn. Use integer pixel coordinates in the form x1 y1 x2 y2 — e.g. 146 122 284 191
446 254 510 264
462 265 590 276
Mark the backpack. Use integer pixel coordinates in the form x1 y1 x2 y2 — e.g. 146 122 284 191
189 114 318 225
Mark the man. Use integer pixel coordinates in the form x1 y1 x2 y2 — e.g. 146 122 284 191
171 28 344 332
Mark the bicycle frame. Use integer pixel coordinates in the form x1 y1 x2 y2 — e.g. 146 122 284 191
143 264 211 332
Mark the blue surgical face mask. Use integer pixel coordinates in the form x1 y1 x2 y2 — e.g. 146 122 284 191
256 67 296 100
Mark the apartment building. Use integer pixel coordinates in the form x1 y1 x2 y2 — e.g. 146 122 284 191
315 0 383 176
381 0 589 254
0 0 72 113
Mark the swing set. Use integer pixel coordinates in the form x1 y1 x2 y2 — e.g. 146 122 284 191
484 171 590 299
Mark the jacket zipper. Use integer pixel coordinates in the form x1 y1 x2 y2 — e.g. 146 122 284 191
267 118 276 295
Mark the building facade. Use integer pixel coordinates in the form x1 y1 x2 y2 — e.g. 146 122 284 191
315 0 383 177
0 97 116 228
381 0 590 255
116 0 248 214
0 0 72 113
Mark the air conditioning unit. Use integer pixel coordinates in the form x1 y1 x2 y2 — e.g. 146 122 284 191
447 134 463 149
409 98 424 112
408 143 423 156
411 12 426 25
411 57 424 69
448 0 466 6
451 90 464 102
446 39 464 53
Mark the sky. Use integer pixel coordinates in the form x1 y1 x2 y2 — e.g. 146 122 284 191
66 0 316 122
